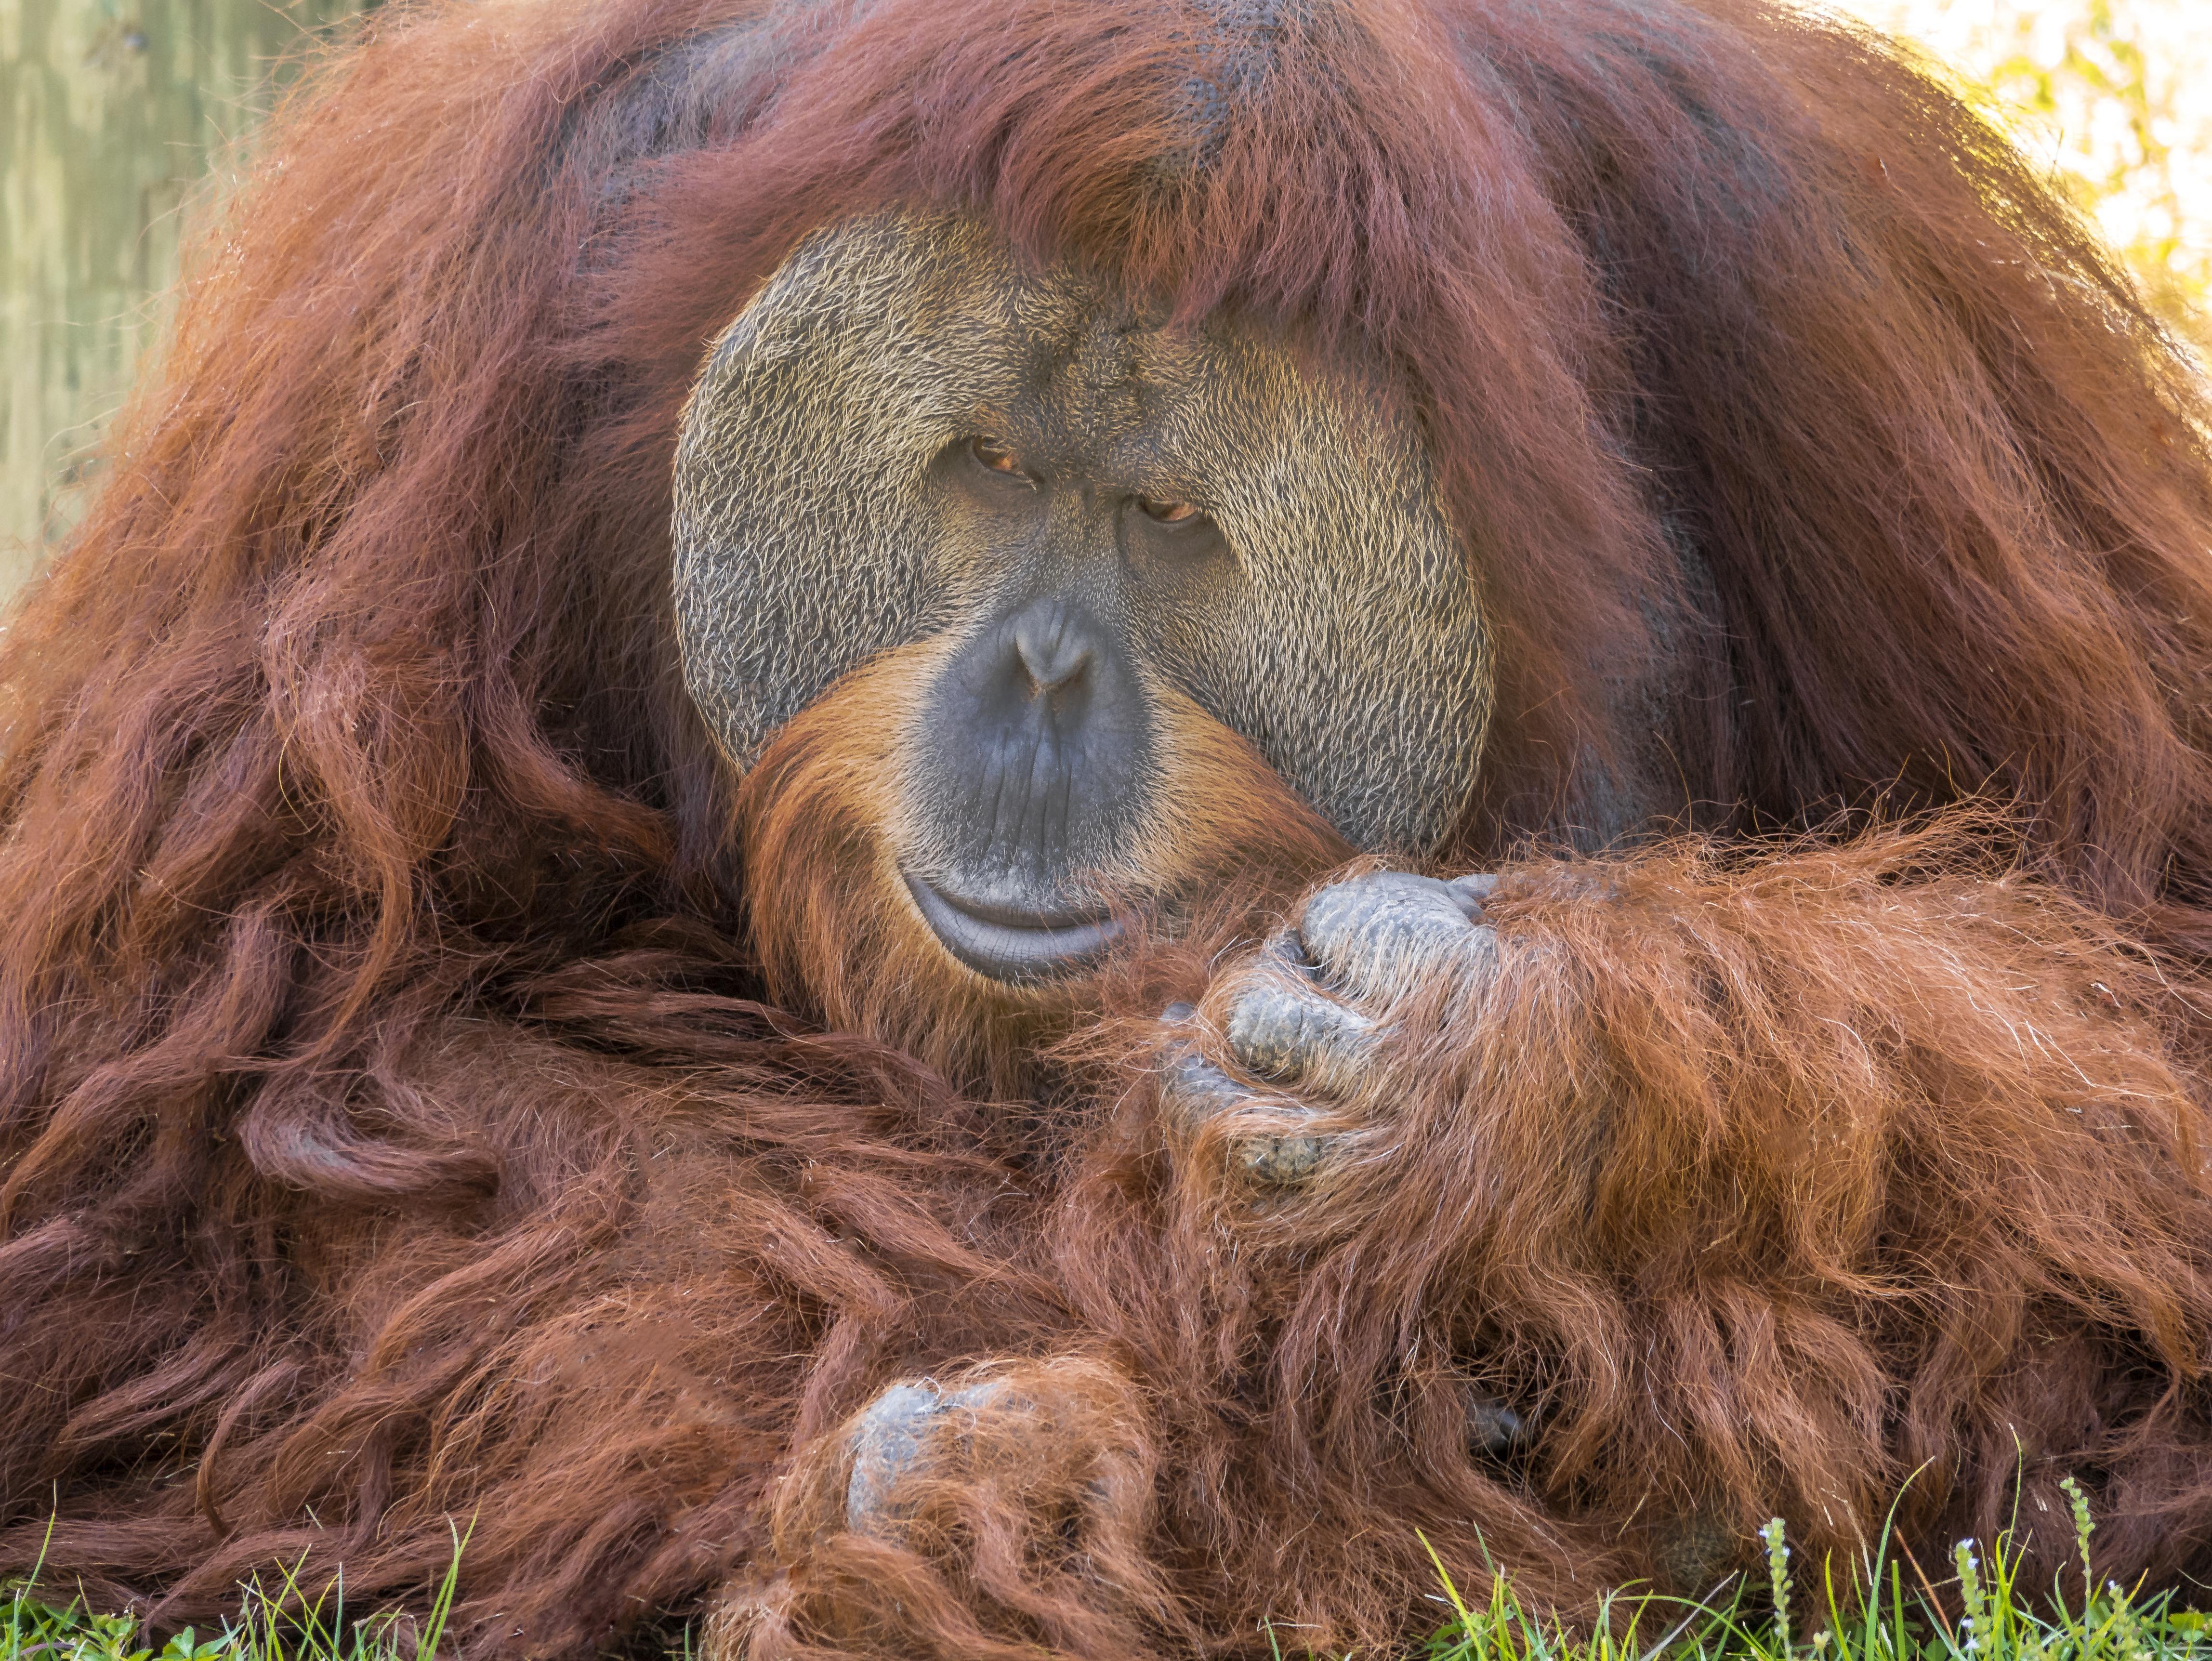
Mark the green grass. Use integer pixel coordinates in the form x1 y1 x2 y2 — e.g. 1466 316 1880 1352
9 1492 2211 1661
3 1520 467 1661
1385 1483 2212 1661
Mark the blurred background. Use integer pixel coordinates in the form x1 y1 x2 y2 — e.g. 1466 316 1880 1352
2 0 352 589
1 0 2207 594
1839 0 2211 348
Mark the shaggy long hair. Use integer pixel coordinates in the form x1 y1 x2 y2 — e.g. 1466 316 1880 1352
4 0 2212 1653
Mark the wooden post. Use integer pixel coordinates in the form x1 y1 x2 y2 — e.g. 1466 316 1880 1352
0 0 356 590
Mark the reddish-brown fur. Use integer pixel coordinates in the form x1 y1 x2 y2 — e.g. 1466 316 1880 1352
5 0 2212 1653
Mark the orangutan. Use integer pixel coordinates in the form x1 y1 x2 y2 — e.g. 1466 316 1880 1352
4 0 2212 1656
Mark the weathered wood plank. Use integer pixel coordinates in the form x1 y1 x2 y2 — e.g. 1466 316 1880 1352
0 0 356 588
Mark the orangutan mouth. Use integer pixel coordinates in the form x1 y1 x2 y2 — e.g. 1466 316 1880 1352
902 872 1125 982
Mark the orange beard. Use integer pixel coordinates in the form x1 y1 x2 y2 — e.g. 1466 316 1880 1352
734 643 1352 1099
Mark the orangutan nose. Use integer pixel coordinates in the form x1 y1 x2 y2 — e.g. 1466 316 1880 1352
1013 602 1094 694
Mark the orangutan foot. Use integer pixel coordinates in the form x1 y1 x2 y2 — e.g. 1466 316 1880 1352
706 1356 1175 1658
842 1374 1020 1535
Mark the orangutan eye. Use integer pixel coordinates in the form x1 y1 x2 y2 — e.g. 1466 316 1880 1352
969 435 1027 477
1138 496 1206 527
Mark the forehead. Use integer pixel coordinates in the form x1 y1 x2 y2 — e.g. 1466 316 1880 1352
992 264 1217 404
710 211 1374 465
988 324 1259 484
997 313 1194 465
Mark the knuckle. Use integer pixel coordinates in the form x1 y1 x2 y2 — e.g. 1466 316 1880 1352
1223 975 1369 1082
1238 1125 1331 1185
1298 869 1503 1000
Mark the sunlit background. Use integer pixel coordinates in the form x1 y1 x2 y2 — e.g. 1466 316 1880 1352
0 0 2207 578
1834 0 2211 355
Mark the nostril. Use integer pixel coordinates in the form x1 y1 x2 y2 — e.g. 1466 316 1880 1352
1013 612 1093 693
1023 643 1091 694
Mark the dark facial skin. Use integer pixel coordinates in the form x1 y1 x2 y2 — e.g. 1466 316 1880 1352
900 433 1232 979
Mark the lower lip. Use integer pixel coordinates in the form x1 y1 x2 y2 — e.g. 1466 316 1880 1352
903 873 1124 983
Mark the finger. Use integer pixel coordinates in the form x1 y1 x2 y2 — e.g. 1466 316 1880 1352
1445 871 1501 920
1223 952 1375 1090
846 1380 944 1534
1159 1047 1257 1121
1238 1123 1330 1185
844 1375 1025 1536
1299 871 1492 1002
1157 1046 1333 1186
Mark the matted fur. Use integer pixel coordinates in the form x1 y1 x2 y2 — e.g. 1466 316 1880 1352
4 0 2212 1654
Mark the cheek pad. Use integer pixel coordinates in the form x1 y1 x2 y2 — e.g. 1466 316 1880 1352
1139 334 1491 854
671 217 1028 770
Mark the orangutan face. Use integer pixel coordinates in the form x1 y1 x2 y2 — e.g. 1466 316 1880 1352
672 211 1489 981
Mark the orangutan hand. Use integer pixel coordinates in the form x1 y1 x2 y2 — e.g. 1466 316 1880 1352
1159 869 1505 1187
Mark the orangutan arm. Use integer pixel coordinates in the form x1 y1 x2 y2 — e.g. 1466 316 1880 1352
1153 823 2212 1564
1167 826 2206 1239
720 826 2212 1653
